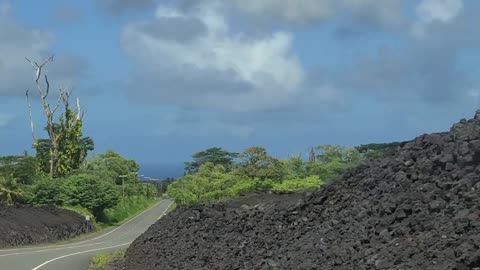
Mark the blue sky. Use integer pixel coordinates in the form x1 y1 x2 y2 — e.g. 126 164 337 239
1 0 479 177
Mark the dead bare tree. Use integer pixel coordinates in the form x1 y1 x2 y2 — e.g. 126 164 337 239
25 55 85 178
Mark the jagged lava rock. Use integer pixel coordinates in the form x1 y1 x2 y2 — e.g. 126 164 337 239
116 111 480 270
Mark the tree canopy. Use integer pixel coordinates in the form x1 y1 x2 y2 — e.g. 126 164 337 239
0 175 23 206
167 144 366 206
0 154 39 185
184 147 239 174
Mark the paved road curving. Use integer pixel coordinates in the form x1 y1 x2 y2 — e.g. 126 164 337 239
0 199 173 270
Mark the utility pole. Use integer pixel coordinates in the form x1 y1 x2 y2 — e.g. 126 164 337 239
119 174 127 203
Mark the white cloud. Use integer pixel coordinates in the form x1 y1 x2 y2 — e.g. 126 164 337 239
233 0 333 23
0 113 14 127
341 0 402 25
417 0 463 23
232 0 403 26
413 0 463 37
121 1 337 112
0 3 87 97
97 0 157 14
0 3 53 96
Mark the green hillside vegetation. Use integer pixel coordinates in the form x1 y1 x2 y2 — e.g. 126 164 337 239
0 150 160 223
167 144 395 206
0 56 402 222
0 57 161 227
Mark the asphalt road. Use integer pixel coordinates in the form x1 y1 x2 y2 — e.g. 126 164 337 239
0 199 173 270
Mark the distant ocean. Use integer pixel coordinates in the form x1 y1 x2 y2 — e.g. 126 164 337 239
139 163 184 180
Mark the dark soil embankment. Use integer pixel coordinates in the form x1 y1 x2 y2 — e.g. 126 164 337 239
117 112 480 270
0 205 94 248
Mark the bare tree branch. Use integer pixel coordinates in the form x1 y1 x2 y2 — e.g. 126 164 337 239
25 55 54 85
25 90 36 142
76 97 82 120
25 54 88 178
51 95 62 115
43 75 50 99
25 55 56 178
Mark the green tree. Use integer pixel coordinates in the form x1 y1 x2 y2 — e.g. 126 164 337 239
85 150 139 184
284 156 308 179
35 135 94 177
308 145 363 181
239 147 284 181
0 154 40 185
62 173 120 217
83 150 143 200
184 147 239 174
355 142 400 158
315 145 362 165
272 175 323 192
167 162 256 206
25 56 90 178
29 177 64 206
151 178 175 194
0 175 23 205
308 147 316 163
56 103 94 177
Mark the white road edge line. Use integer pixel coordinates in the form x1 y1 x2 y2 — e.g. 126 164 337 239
0 242 106 257
0 199 167 253
31 242 131 270
78 200 166 242
158 201 174 220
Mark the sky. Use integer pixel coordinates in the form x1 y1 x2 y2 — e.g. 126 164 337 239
0 0 479 178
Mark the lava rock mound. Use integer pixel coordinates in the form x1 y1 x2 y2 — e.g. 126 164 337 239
117 112 480 270
0 205 93 248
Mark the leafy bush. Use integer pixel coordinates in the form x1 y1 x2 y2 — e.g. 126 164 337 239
85 150 139 184
62 173 120 217
101 196 156 225
307 145 364 182
226 179 256 197
167 163 252 206
307 160 345 182
168 162 280 206
0 174 23 205
63 205 96 224
89 249 125 270
29 177 64 206
0 155 40 185
272 175 324 192
168 145 366 206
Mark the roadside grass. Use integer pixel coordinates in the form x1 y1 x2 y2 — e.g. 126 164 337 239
89 249 126 270
99 196 159 227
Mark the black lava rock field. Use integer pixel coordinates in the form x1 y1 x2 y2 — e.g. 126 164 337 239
0 205 93 248
117 112 480 270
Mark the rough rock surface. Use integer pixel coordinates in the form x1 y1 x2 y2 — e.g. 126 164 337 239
0 205 94 248
117 112 480 270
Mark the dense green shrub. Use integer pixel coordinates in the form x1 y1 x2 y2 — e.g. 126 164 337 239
272 175 323 192
101 196 156 224
168 145 364 206
0 174 23 205
167 163 255 205
0 155 40 185
62 173 120 217
29 177 64 206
